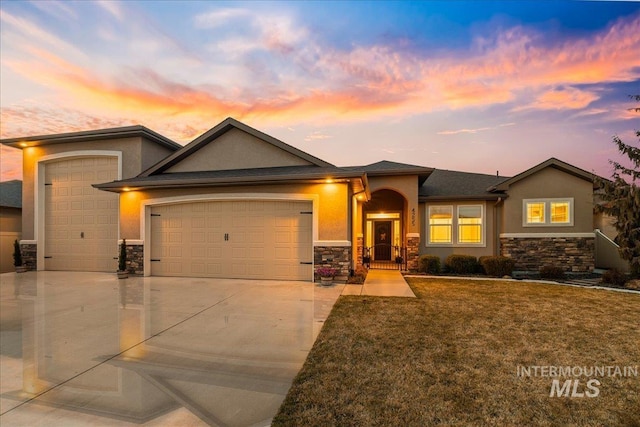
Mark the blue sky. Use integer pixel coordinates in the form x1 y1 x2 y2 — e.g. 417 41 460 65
1 1 639 181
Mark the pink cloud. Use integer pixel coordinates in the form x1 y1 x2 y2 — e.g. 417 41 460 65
513 87 600 111
1 9 639 141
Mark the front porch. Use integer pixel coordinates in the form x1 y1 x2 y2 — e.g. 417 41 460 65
353 186 421 272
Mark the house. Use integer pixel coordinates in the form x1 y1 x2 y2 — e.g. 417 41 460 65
0 180 22 273
1 117 617 280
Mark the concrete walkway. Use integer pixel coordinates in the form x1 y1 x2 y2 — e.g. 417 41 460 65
342 269 416 297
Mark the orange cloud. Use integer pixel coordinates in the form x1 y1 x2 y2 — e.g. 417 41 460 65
1 9 639 140
513 87 600 111
0 145 22 181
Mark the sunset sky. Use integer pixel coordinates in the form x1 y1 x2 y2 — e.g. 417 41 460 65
1 1 639 181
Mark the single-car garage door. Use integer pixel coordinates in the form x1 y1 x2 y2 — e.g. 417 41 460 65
150 200 313 280
45 157 119 271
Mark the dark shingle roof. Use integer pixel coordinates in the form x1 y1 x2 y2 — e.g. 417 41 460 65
0 180 22 208
420 170 509 201
94 165 366 192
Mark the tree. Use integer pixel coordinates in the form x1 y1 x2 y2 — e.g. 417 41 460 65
596 95 640 276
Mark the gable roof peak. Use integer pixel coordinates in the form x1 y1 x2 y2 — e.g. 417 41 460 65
492 157 596 191
139 117 334 177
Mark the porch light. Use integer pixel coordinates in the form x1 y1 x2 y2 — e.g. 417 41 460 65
325 178 334 184
19 142 28 148
122 187 131 192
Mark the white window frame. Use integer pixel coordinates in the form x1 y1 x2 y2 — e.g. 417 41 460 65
428 205 453 245
426 203 485 247
523 198 574 227
457 204 484 245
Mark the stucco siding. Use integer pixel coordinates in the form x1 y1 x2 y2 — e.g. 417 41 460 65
594 212 617 241
165 128 313 173
502 167 594 234
368 175 420 234
119 182 350 242
419 201 497 262
20 137 146 239
141 137 180 172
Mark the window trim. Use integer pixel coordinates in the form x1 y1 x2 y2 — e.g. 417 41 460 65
523 198 574 227
428 205 453 244
426 203 485 247
457 204 484 245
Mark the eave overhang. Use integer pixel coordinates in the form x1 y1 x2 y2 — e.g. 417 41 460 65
0 126 181 151
94 170 368 195
419 194 507 203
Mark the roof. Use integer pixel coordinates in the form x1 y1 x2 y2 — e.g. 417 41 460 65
93 165 368 193
139 117 334 177
420 169 509 201
0 180 22 208
0 125 182 151
344 160 433 184
491 157 596 191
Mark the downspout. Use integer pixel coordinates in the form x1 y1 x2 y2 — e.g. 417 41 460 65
494 197 504 256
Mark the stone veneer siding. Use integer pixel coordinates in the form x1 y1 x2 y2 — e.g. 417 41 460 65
314 246 352 282
356 236 364 266
406 236 420 272
500 236 595 272
125 244 144 276
20 243 37 271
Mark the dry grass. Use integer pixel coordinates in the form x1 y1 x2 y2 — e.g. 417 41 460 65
273 278 640 426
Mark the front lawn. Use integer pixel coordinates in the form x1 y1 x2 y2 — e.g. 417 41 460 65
273 278 640 426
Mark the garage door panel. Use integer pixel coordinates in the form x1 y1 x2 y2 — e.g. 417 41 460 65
150 200 312 280
248 232 263 243
206 247 222 258
206 263 223 275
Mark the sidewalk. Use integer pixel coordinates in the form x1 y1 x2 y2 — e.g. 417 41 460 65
342 269 416 297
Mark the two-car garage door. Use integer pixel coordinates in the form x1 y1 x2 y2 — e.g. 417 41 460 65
150 200 313 280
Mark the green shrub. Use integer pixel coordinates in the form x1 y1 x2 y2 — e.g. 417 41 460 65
480 256 516 277
444 254 479 275
539 265 566 280
601 269 628 287
418 255 441 274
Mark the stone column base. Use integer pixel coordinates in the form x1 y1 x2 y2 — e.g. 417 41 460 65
314 246 352 282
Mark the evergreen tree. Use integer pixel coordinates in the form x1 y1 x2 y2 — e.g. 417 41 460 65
596 95 640 276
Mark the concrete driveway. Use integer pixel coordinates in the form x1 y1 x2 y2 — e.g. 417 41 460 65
0 272 344 426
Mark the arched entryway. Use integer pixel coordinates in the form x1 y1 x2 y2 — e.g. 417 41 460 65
362 189 407 269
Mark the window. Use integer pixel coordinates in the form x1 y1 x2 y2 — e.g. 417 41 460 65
458 205 483 243
550 201 570 223
429 206 452 243
428 204 484 245
524 198 573 226
526 202 545 224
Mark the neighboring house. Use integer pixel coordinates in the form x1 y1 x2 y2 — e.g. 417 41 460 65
1 118 621 280
0 180 22 273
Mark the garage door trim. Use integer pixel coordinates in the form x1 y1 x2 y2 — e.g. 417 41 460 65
35 150 122 271
142 193 319 279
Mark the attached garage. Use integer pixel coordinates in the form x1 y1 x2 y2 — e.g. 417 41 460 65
149 200 313 280
44 156 119 272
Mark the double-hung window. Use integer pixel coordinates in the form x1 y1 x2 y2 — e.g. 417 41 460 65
428 206 453 243
524 198 573 226
428 204 484 245
458 205 483 243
